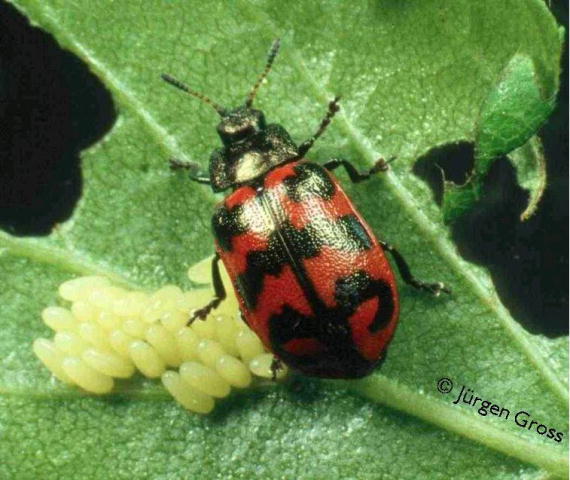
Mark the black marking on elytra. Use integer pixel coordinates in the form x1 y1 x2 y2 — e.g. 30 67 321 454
213 162 367 255
237 220 319 310
283 162 336 203
369 281 394 332
212 202 249 251
237 212 373 311
334 271 394 333
306 214 372 252
263 270 394 378
335 271 371 310
268 305 373 378
340 215 373 250
269 305 321 340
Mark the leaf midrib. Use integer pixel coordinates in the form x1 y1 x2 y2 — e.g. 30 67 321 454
1 373 567 477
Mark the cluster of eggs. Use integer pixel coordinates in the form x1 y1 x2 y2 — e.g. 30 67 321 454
33 258 287 414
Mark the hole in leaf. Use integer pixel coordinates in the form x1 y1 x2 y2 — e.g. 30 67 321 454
413 15 567 337
413 141 474 205
414 134 567 337
0 3 116 236
452 157 568 337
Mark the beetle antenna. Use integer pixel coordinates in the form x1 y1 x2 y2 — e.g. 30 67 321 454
161 74 226 116
245 39 280 107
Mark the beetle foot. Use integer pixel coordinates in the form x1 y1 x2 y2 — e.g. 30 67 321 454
371 156 396 174
188 297 221 325
270 356 284 382
169 158 200 171
422 281 452 297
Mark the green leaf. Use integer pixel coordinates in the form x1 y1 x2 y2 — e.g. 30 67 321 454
509 135 548 221
1 1 567 479
443 54 557 222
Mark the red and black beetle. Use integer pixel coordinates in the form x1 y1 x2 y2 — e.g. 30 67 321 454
162 40 449 379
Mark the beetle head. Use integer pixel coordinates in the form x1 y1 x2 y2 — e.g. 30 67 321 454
161 39 280 147
216 106 266 145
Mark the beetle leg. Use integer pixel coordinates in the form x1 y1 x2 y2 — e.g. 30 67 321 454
188 254 227 324
323 157 391 183
169 158 211 185
379 241 451 296
270 356 284 382
298 96 341 157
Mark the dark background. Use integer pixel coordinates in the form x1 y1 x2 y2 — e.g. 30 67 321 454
0 1 567 336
